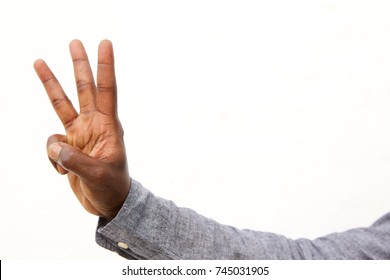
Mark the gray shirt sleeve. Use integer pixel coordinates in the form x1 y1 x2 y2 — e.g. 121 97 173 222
95 178 390 259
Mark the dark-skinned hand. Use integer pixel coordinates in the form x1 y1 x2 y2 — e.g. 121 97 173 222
34 40 130 220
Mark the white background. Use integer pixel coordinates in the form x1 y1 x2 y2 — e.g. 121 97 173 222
1 0 390 259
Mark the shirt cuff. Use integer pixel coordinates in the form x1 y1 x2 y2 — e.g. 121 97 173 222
95 178 177 259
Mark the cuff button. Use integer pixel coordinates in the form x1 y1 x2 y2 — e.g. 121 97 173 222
117 242 129 249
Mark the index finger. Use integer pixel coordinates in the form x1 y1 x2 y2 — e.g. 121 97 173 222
34 59 78 128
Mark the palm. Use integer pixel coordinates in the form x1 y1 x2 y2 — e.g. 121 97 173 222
35 40 129 219
66 112 125 216
66 112 117 158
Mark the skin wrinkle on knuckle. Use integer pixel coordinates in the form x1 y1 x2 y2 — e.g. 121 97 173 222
96 84 116 93
96 109 112 117
63 119 75 129
98 62 114 67
51 97 69 108
72 58 89 64
79 105 93 114
76 80 95 93
42 77 56 85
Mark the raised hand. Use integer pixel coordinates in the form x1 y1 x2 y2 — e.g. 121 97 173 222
34 40 130 220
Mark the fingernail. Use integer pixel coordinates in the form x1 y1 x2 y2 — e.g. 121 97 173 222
48 143 62 162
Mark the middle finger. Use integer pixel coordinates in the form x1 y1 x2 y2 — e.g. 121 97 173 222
70 39 96 113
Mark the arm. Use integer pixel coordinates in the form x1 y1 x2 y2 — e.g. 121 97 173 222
97 178 390 260
96 179 302 260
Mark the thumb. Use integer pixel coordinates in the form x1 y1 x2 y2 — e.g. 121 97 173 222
47 142 101 179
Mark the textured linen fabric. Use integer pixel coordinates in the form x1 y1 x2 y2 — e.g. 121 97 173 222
96 178 390 259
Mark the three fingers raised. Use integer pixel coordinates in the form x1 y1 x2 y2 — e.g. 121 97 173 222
34 39 118 127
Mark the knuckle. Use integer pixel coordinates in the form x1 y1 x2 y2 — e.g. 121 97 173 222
72 58 89 64
47 135 57 146
63 119 74 129
47 134 66 147
97 83 116 93
42 77 55 85
96 77 116 92
76 80 95 93
58 147 77 169
51 97 69 108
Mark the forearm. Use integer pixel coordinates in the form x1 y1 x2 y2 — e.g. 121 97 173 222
96 179 303 259
96 179 390 259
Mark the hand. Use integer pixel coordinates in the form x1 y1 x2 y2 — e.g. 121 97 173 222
34 40 130 220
